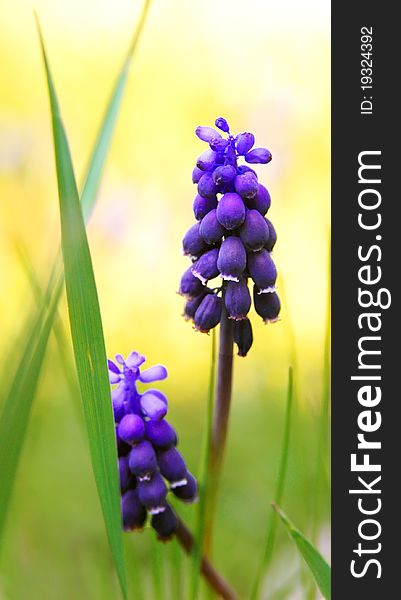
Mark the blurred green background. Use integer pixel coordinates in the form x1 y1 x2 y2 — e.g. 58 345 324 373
0 0 330 598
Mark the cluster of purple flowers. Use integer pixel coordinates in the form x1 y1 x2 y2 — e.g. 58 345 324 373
178 117 281 356
109 351 197 541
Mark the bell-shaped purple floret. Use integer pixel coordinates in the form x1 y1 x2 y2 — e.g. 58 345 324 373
233 318 253 357
216 193 246 230
194 294 222 333
157 447 188 488
224 278 251 321
234 171 259 199
179 266 204 298
246 184 271 215
239 209 270 252
264 218 277 251
199 209 225 245
112 383 125 422
137 472 168 514
212 165 236 185
196 148 218 172
217 236 247 282
192 166 204 183
172 471 198 502
151 503 178 540
182 222 207 258
128 440 158 480
119 456 133 492
253 288 281 323
139 364 168 383
116 425 131 457
245 147 272 164
192 248 219 285
247 249 277 292
195 126 221 142
118 414 145 445
140 389 168 420
236 132 255 155
193 194 218 221
121 489 147 531
197 172 217 198
145 419 177 449
183 289 211 321
215 117 230 133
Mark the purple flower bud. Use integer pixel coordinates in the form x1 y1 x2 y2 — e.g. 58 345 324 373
215 117 230 133
172 472 198 503
236 132 255 155
217 237 247 282
192 248 219 285
108 359 121 384
239 209 270 251
246 184 271 215
264 218 277 251
119 456 133 492
192 166 204 183
137 472 168 514
179 267 204 298
139 365 168 383
209 137 229 152
151 504 178 540
195 126 222 142
216 193 246 230
196 148 218 171
224 278 251 321
245 147 272 164
193 194 218 221
234 171 259 199
140 389 168 420
183 289 212 321
112 383 125 422
253 288 281 323
157 447 187 488
117 425 131 456
118 414 145 444
248 249 277 292
182 223 207 258
197 172 217 198
194 294 222 333
128 441 158 480
237 165 256 176
121 489 147 531
199 209 225 245
145 419 177 449
233 318 253 357
212 164 236 186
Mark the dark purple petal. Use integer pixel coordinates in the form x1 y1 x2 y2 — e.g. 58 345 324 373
199 209 225 245
119 456 133 492
246 184 271 215
253 287 281 323
145 419 178 449
216 193 246 230
193 294 222 333
121 489 147 531
139 365 168 383
157 447 187 488
195 126 221 142
191 248 220 285
108 359 120 374
183 289 212 321
196 148 218 171
118 414 145 444
182 222 207 257
248 249 277 292
197 172 217 198
224 278 251 321
179 266 204 298
192 166 204 183
151 504 178 540
193 194 218 221
245 147 272 164
128 440 158 479
239 209 270 251
215 117 230 133
172 471 198 502
137 472 168 514
264 218 277 251
234 172 259 199
212 164 236 185
233 318 253 357
217 237 247 282
236 132 255 155
140 389 168 420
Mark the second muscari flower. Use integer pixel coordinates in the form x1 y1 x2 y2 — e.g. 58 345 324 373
178 118 281 355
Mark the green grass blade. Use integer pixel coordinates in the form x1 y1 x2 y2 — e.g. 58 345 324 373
189 329 216 599
273 505 331 600
36 19 127 598
251 366 294 600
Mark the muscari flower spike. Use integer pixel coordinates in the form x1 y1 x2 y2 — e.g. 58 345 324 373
109 351 198 541
178 118 280 356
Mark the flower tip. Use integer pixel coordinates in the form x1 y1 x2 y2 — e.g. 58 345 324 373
257 285 277 294
149 505 167 516
170 477 188 489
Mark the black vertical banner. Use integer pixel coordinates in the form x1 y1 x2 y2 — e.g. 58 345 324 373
332 2 399 598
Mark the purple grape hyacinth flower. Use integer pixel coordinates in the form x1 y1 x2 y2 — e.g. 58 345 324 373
109 351 197 541
178 117 281 354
